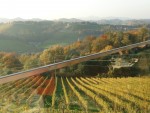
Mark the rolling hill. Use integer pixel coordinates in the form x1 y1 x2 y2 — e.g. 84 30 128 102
0 21 139 53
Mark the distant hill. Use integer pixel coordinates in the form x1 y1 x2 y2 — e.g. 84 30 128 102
55 18 84 23
94 19 150 25
55 18 150 25
0 21 141 53
0 18 43 23
1 17 150 25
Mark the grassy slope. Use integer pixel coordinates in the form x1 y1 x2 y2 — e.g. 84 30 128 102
0 39 39 53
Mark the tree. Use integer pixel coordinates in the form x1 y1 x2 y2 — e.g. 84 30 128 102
79 36 96 55
138 27 150 42
121 33 131 46
1 53 23 74
40 45 65 65
24 55 40 70
113 32 123 47
91 37 109 53
100 45 113 52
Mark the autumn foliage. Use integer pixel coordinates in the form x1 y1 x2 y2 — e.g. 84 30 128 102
0 27 150 77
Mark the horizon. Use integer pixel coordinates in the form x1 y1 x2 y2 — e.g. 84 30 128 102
1 17 150 21
0 0 150 20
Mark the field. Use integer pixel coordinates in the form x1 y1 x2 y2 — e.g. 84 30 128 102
0 76 150 113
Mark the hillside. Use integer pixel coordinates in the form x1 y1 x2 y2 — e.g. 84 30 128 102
0 27 150 77
0 21 138 53
95 19 150 25
0 26 150 112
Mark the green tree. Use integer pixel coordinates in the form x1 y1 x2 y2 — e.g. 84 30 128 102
138 27 150 41
121 33 131 46
23 55 40 70
40 45 64 65
1 53 23 75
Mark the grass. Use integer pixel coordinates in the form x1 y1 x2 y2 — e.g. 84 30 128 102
0 39 40 53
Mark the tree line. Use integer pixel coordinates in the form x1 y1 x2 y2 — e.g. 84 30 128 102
0 27 150 77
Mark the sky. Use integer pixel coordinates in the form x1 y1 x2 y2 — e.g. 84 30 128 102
0 0 150 20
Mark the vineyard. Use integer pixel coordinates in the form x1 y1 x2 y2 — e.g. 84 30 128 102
0 75 150 113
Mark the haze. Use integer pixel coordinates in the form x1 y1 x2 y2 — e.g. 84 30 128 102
0 0 150 20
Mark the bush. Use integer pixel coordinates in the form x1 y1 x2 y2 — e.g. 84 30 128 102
111 67 141 77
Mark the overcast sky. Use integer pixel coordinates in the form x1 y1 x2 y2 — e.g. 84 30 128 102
0 0 150 20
